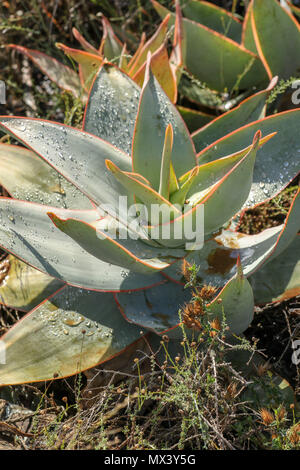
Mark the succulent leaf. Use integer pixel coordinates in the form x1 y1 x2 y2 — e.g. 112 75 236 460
198 131 261 234
164 187 300 288
197 110 300 207
72 27 99 54
184 132 275 199
48 212 173 273
100 16 124 61
0 143 92 209
56 43 103 90
178 0 243 42
132 55 196 190
0 117 133 210
83 64 140 154
0 286 145 386
0 255 63 312
7 44 82 97
128 15 170 75
207 259 254 335
106 158 181 223
159 124 174 200
132 44 177 103
0 200 164 291
177 106 214 133
192 76 278 151
115 281 191 333
251 0 300 79
152 0 268 92
249 236 300 304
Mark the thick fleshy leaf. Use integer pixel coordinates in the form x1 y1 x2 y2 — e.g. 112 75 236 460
191 77 278 150
184 133 275 196
128 15 170 75
287 1 300 18
0 199 164 292
48 212 172 273
0 286 145 385
242 2 258 54
83 64 140 155
8 45 82 97
207 261 254 334
115 281 191 333
179 0 242 42
105 159 181 222
144 133 262 246
0 143 91 209
199 131 260 234
251 0 300 79
100 16 124 61
159 124 174 200
196 110 300 206
0 117 133 211
170 0 185 84
72 27 99 54
0 255 62 312
132 56 196 190
56 43 103 89
177 106 214 133
249 236 300 304
152 0 268 92
132 44 177 103
164 188 300 288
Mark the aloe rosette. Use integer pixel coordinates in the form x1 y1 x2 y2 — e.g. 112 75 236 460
0 54 299 386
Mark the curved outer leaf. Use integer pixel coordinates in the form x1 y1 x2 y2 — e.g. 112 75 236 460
56 43 103 89
132 44 177 103
207 260 254 335
251 0 300 80
0 286 146 386
0 255 63 312
195 110 300 207
0 143 92 209
249 235 300 304
191 76 278 150
132 55 196 190
115 281 191 334
48 212 172 273
0 199 164 292
164 188 300 288
83 64 140 155
7 45 82 97
152 0 268 92
179 0 242 42
0 117 133 212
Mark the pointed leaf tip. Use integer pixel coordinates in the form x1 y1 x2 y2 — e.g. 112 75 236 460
236 255 244 279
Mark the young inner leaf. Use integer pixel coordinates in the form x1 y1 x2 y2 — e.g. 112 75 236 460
159 123 174 200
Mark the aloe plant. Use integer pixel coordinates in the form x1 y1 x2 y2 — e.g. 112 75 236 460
154 0 300 104
0 53 299 386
